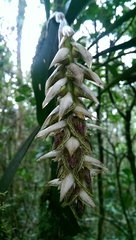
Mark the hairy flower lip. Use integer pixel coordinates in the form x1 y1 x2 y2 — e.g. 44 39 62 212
79 189 96 208
65 136 80 156
84 155 108 170
42 78 67 108
36 120 67 138
37 150 63 161
49 47 70 69
59 92 73 120
60 173 75 201
66 63 84 83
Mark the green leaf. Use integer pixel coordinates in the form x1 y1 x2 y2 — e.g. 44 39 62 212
31 16 59 126
65 0 93 25
15 95 26 102
107 65 118 77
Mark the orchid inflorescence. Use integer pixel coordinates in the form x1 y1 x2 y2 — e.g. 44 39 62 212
36 12 107 218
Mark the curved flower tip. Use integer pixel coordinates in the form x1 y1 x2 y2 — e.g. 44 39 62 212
74 105 94 120
62 25 75 37
71 41 92 68
49 47 69 69
84 155 108 170
79 190 96 208
36 120 67 139
74 82 99 104
86 123 107 132
48 178 61 186
60 173 74 201
42 78 67 108
59 92 73 120
37 150 62 161
41 106 60 129
65 136 80 156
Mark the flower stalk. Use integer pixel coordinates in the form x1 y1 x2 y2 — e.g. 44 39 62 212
36 13 107 218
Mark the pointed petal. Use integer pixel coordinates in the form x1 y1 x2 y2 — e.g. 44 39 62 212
49 47 69 69
59 35 67 48
37 150 62 161
90 169 104 176
48 179 61 186
66 63 84 83
77 63 104 88
60 173 74 201
36 120 66 138
65 136 80 156
71 42 92 68
73 106 94 120
59 92 73 120
87 123 107 132
41 106 60 129
62 25 75 37
42 78 67 108
84 155 108 170
79 190 96 208
74 82 99 104
45 65 63 92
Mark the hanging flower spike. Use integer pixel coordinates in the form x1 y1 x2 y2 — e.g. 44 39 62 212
36 12 107 218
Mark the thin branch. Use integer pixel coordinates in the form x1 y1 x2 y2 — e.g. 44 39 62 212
94 50 136 70
93 37 136 59
87 7 136 50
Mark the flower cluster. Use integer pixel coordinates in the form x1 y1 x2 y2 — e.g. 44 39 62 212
36 16 107 218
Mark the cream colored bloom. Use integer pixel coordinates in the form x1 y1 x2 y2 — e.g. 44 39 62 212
59 92 73 120
42 78 67 108
36 12 106 218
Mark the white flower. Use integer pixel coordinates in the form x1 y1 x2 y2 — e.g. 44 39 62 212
45 65 63 92
36 120 66 138
60 173 74 201
66 63 84 83
42 78 67 108
71 41 92 68
73 105 94 120
86 123 107 132
49 47 69 69
84 155 108 170
77 63 104 88
59 92 73 120
79 189 95 208
65 136 80 156
62 26 75 37
37 150 62 161
41 106 60 129
48 179 61 186
74 82 99 104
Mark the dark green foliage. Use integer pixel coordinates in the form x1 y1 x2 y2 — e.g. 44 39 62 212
31 17 59 126
0 0 136 239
